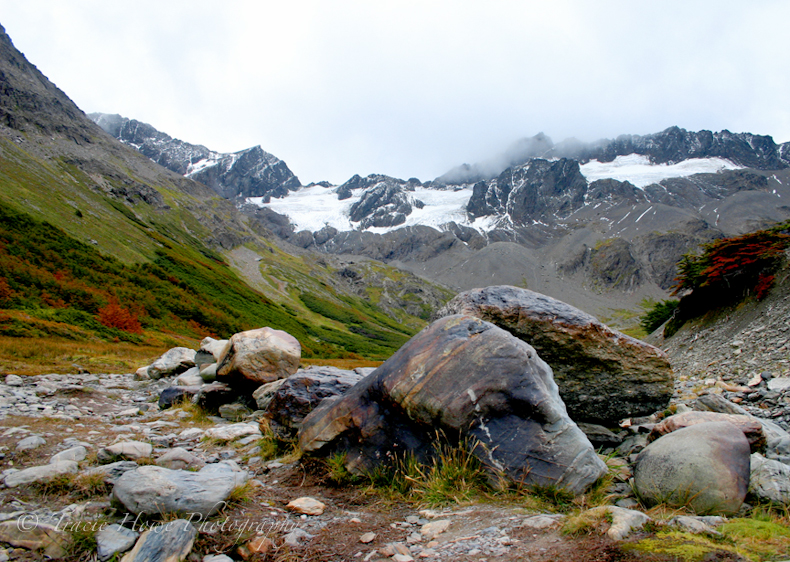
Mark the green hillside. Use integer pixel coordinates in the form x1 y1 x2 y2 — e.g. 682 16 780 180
0 23 452 374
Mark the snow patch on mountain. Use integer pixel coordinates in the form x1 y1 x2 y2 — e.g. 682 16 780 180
251 185 477 234
580 155 741 188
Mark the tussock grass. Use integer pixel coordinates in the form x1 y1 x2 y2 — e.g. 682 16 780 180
173 396 213 426
363 436 490 507
29 472 111 500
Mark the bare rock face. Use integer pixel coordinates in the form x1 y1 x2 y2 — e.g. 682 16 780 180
436 286 673 424
634 421 750 515
216 327 301 389
299 315 607 495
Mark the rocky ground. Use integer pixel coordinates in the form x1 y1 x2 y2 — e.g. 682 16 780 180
2 282 790 560
0 367 783 562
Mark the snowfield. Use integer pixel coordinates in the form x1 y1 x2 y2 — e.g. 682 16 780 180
580 154 741 188
248 155 743 233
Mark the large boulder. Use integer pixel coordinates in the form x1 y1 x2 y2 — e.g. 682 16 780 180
436 286 672 424
264 366 365 438
216 327 301 389
147 347 196 379
634 421 750 515
649 411 766 453
298 315 607 494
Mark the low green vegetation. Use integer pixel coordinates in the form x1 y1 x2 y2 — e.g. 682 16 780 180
639 299 679 335
0 203 426 365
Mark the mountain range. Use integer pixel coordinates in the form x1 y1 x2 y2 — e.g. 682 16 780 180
91 112 790 326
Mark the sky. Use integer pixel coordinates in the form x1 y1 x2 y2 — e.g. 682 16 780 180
1 1 789 185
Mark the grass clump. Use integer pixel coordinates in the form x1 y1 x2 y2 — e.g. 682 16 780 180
254 418 298 462
29 472 111 501
173 396 213 426
364 437 490 506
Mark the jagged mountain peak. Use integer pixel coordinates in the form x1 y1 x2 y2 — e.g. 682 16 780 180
90 112 301 200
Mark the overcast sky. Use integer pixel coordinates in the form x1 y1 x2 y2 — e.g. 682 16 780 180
1 1 788 184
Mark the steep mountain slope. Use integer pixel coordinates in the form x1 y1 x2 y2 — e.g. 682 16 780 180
0 23 448 360
90 112 301 200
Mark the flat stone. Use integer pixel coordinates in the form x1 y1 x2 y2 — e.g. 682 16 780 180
420 520 450 540
4 375 23 387
98 441 152 463
649 411 766 453
178 428 205 440
113 463 248 517
84 461 139 485
0 519 67 558
16 436 45 451
50 446 88 463
204 422 261 442
156 447 205 470
360 532 376 543
286 497 326 516
96 523 138 561
584 506 651 541
768 377 790 392
119 519 196 561
4 460 78 488
519 514 564 529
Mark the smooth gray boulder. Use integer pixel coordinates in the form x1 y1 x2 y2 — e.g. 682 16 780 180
634 421 750 515
113 462 248 517
216 327 301 389
435 286 673 424
147 347 196 379
299 314 607 494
